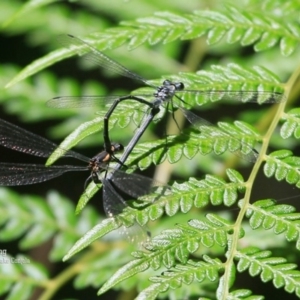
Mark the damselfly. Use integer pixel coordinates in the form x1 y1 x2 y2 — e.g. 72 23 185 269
0 117 165 229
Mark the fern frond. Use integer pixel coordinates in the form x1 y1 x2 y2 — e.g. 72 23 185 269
64 169 244 260
264 150 300 186
98 254 223 297
146 214 235 254
135 258 223 300
281 108 300 139
177 64 285 105
0 253 48 299
123 7 299 56
6 5 295 88
245 199 300 249
2 0 106 37
236 247 300 296
137 63 286 109
46 109 261 168
0 188 100 260
135 172 245 224
0 65 106 125
132 120 261 169
63 217 121 261
73 248 140 291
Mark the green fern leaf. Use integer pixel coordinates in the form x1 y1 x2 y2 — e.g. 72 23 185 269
98 219 228 296
227 289 264 300
6 8 290 89
63 218 121 261
98 257 151 296
46 116 104 165
0 254 48 299
0 188 100 262
246 199 300 248
281 108 300 139
75 181 99 215
127 123 261 170
145 64 285 106
264 150 300 186
129 173 245 225
140 215 233 267
236 247 300 296
4 282 32 300
134 258 223 300
0 192 40 241
64 170 245 257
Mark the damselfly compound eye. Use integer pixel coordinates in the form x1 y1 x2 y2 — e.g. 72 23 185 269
175 82 184 90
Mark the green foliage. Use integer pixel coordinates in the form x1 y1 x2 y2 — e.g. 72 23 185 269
236 247 300 295
281 108 300 139
2 1 300 300
0 189 99 259
245 199 300 246
0 253 48 300
64 172 245 260
264 150 300 186
101 256 223 299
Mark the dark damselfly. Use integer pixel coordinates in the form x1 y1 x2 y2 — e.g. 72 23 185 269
0 113 165 239
48 34 285 163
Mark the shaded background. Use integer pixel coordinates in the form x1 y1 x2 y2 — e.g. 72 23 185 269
0 1 300 299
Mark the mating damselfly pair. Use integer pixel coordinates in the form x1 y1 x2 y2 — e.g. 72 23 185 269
0 34 285 241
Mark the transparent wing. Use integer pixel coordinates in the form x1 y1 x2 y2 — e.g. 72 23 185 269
47 94 154 109
47 95 126 109
58 34 155 87
0 163 87 186
48 90 284 109
102 179 127 217
176 89 285 104
102 179 150 244
0 118 89 162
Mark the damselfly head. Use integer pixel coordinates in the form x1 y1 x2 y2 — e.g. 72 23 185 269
111 142 124 152
175 82 184 91
162 80 184 91
162 79 171 86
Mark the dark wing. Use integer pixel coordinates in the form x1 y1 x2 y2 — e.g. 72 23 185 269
102 179 127 217
0 163 87 186
0 118 89 162
108 169 171 201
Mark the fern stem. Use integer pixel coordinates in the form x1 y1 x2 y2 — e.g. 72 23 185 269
220 62 299 299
